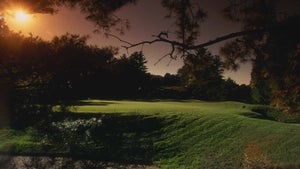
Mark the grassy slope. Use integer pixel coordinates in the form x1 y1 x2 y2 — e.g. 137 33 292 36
1 100 300 168
74 100 300 168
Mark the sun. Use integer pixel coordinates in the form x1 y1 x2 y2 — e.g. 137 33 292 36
15 10 30 23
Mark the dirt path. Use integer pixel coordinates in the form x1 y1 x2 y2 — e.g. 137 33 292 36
0 156 160 169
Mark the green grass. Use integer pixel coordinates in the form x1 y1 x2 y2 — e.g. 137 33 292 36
0 128 45 154
1 100 300 168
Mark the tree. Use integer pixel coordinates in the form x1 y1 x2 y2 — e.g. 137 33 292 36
163 73 180 87
222 78 252 103
0 0 137 33
1 0 294 54
161 0 207 55
221 0 300 114
263 16 300 113
178 48 224 100
113 52 149 98
126 51 148 73
46 33 124 101
1 0 238 57
0 27 55 127
221 0 278 105
0 25 121 127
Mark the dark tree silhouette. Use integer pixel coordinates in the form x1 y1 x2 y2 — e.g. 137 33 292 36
113 51 149 98
163 73 180 87
178 48 224 100
221 0 300 114
0 30 54 127
0 28 123 127
222 78 252 103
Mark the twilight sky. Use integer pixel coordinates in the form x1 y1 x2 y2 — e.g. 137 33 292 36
5 0 254 84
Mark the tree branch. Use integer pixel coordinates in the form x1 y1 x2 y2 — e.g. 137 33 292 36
108 28 266 57
189 29 264 49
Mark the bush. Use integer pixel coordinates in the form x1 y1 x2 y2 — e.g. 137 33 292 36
251 106 300 123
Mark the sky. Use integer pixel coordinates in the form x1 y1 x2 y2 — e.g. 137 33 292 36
4 0 253 84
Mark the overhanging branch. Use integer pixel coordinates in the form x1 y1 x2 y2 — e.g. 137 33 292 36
108 28 267 59
189 29 265 49
107 29 266 64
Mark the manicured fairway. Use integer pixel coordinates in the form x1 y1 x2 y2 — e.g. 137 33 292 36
74 100 300 168
1 100 299 168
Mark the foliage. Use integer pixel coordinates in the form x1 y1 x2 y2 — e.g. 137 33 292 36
104 51 150 98
0 0 138 33
1 24 193 128
178 48 224 100
46 33 117 100
222 78 252 103
1 25 165 127
251 105 300 123
161 0 206 52
176 49 252 102
0 28 55 128
163 73 180 86
49 117 102 152
221 0 300 114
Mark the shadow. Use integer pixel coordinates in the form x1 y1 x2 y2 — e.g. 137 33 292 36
0 156 159 169
39 113 167 165
239 112 269 119
73 101 118 106
239 106 278 121
0 155 12 168
129 99 199 103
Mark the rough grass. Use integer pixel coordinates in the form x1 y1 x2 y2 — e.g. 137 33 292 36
1 100 299 169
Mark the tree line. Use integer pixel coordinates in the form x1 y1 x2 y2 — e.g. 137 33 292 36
0 20 252 127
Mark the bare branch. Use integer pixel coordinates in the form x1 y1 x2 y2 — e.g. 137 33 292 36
123 39 161 49
106 33 133 46
154 43 176 65
154 53 170 66
188 29 265 49
108 28 266 58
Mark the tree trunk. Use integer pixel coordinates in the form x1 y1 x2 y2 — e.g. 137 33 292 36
0 76 11 128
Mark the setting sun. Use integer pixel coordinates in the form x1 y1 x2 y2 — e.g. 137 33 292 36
15 10 30 23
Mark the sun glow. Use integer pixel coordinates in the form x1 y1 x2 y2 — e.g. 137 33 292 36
15 10 30 23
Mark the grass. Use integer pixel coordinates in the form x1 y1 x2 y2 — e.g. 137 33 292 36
1 100 300 168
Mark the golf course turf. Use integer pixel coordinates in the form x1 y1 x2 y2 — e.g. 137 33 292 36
1 100 299 168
